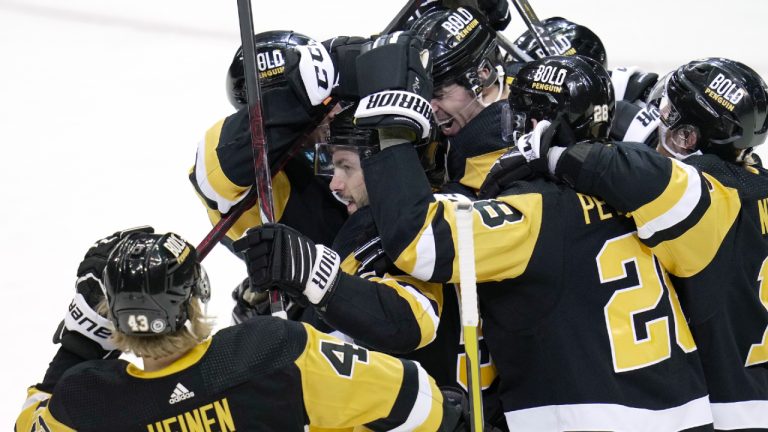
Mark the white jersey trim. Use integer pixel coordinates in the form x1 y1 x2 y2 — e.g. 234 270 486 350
194 138 247 214
504 395 713 432
399 282 440 345
711 400 768 430
389 363 434 432
637 159 702 240
412 224 436 281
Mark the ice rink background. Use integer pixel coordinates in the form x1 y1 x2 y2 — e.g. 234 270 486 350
2 0 767 425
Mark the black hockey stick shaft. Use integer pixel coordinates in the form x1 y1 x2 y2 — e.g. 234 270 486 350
510 0 558 56
383 0 426 34
195 122 324 262
235 0 287 318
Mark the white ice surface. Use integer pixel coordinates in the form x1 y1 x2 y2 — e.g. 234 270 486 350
2 0 767 426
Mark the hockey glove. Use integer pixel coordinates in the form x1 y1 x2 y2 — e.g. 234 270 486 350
439 386 505 432
233 223 341 309
515 116 577 176
322 35 371 100
54 226 154 360
355 32 434 147
283 38 335 108
478 148 535 199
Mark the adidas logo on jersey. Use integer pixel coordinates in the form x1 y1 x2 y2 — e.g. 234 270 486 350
169 383 195 404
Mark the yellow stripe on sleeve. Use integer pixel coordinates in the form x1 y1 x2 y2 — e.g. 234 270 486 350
652 173 740 277
298 324 444 430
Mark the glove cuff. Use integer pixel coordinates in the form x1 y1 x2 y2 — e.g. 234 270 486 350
304 244 341 305
64 292 117 352
356 90 433 139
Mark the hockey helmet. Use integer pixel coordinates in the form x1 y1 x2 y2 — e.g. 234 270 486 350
226 30 316 109
649 58 768 160
103 232 210 336
409 6 503 95
315 103 445 185
513 17 607 68
506 55 615 141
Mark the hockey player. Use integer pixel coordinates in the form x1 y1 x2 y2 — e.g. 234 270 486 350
190 30 348 253
505 57 768 431
511 16 661 147
233 104 506 429
353 33 714 430
15 228 468 431
410 6 513 193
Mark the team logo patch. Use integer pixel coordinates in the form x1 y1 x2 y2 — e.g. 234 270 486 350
151 319 166 333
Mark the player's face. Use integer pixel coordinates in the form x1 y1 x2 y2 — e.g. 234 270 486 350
329 149 368 214
431 83 483 136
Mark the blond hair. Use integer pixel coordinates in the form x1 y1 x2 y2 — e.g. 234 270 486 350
98 298 214 360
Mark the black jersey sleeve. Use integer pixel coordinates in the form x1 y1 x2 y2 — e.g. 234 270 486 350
559 141 741 277
363 145 542 284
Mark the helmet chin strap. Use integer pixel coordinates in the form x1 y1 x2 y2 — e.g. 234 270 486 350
478 65 506 107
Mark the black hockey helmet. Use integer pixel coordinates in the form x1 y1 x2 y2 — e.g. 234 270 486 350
409 6 503 95
506 55 615 141
649 57 768 160
103 232 211 336
226 30 316 109
512 17 607 68
315 102 445 185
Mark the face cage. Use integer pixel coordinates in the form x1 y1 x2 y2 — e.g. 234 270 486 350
503 87 560 141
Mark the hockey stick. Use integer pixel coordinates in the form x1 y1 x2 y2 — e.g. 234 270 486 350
235 0 287 318
510 0 558 56
382 0 427 34
455 201 484 432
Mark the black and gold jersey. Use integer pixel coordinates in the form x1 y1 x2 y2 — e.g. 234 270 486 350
16 317 447 432
445 100 510 192
325 206 504 427
566 141 768 430
189 108 347 250
363 145 713 431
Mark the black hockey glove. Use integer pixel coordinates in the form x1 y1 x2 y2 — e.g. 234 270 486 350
354 235 395 276
323 36 371 100
477 0 512 31
233 223 341 309
355 32 434 147
439 386 504 432
53 226 154 360
231 277 269 324
478 148 535 199
514 116 576 176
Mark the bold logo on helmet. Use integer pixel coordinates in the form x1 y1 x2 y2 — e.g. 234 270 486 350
257 49 285 79
704 73 745 112
531 65 567 93
163 234 190 264
440 7 479 42
533 34 575 59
